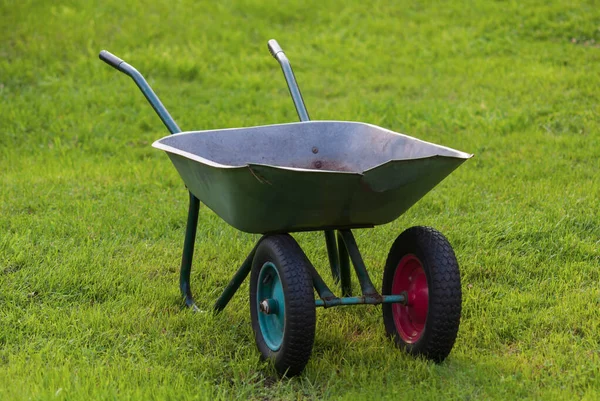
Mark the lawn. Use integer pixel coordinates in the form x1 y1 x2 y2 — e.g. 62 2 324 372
1 0 599 399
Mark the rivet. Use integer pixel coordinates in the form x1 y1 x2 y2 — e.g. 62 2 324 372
260 300 270 314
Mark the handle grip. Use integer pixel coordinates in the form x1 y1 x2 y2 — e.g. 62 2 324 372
97 49 181 134
99 50 124 70
267 39 284 59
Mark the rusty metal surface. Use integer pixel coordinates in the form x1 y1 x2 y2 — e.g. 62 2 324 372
153 121 472 234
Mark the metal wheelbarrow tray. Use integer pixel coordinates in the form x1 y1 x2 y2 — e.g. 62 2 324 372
99 40 472 377
153 121 470 233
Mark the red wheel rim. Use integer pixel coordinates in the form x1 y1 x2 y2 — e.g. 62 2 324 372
391 254 428 343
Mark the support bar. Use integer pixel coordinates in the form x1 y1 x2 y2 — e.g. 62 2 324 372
180 193 200 310
338 230 379 296
213 239 262 312
337 231 352 296
305 262 336 300
315 294 405 308
325 230 341 284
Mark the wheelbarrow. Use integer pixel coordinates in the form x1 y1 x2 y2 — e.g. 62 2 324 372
99 39 472 377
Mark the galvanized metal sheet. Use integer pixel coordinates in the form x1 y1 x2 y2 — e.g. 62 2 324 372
153 121 472 233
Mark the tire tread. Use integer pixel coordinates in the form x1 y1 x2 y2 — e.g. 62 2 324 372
382 226 461 362
250 234 316 376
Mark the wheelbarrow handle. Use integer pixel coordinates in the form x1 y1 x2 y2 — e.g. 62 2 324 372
98 50 181 135
267 39 310 122
267 39 284 59
99 50 125 71
267 40 341 285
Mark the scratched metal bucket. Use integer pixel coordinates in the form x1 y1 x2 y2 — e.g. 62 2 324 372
153 120 472 234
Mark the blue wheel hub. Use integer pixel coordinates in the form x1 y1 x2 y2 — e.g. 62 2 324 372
256 262 285 351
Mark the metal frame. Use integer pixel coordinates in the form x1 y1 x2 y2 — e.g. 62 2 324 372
98 42 407 313
213 228 406 310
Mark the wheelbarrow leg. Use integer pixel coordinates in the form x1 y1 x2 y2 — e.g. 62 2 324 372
338 230 378 296
336 231 352 296
325 231 352 296
180 192 200 310
325 231 341 281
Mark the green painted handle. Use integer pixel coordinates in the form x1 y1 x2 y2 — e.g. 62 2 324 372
98 49 181 134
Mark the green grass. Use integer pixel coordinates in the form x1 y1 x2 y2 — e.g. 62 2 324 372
1 0 599 399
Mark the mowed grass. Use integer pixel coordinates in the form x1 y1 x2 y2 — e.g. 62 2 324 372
1 0 599 399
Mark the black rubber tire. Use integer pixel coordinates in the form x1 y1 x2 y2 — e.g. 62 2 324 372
382 226 461 362
250 234 316 377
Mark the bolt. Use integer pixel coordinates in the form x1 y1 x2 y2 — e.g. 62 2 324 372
400 291 409 305
259 299 278 314
312 147 319 154
259 300 271 314
314 161 322 169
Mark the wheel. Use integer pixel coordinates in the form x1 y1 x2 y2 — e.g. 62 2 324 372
382 226 461 362
250 234 316 376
